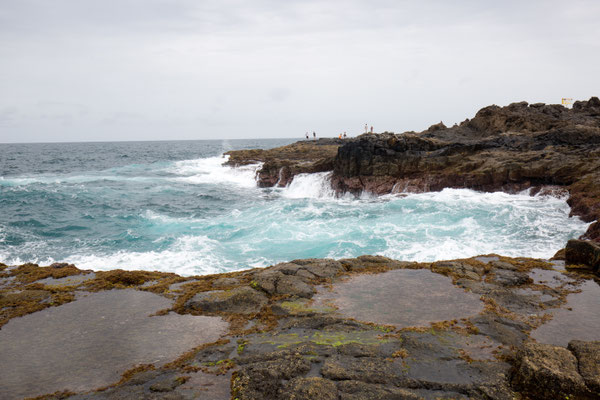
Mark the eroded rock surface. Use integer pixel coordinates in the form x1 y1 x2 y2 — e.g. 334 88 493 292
1 256 599 399
513 343 587 398
512 341 600 399
568 340 600 394
184 286 268 314
566 239 600 272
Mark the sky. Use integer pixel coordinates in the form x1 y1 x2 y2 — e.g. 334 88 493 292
0 0 599 143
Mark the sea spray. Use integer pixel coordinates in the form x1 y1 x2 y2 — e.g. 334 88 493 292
281 172 336 199
172 155 262 188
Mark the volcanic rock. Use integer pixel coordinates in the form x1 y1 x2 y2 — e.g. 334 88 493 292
226 97 600 242
565 239 600 272
568 340 600 394
3 256 599 399
512 342 588 398
279 377 338 400
253 270 315 298
184 286 267 314
224 139 340 187
330 98 600 242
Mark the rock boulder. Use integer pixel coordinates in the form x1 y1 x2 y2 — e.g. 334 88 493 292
568 340 600 394
512 342 588 398
185 286 267 314
565 239 600 273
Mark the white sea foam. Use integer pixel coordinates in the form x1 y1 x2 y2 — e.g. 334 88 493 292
1 179 591 275
0 174 167 187
171 155 261 188
281 172 336 199
43 235 247 276
0 155 260 188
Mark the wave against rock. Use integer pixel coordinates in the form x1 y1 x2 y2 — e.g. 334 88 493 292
227 97 600 243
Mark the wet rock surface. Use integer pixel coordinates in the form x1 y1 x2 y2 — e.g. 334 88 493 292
312 268 484 328
531 279 600 346
0 290 227 399
1 255 599 399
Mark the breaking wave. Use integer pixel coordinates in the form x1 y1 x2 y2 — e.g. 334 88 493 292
0 141 591 275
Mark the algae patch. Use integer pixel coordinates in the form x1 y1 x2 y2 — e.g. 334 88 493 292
249 330 388 350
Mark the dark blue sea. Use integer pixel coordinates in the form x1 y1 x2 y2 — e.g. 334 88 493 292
0 139 590 275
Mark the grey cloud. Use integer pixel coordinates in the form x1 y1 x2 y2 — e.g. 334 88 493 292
0 107 18 125
0 0 599 143
268 88 291 102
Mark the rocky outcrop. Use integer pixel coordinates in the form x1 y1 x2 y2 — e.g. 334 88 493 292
568 340 600 394
224 139 341 187
2 256 599 399
512 341 600 399
329 97 600 241
513 343 586 398
565 239 600 272
224 98 600 242
184 286 268 314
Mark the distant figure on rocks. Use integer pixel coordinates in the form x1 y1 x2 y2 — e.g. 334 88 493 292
313 131 316 140
339 133 342 139
305 132 309 140
364 124 368 133
370 126 373 134
343 132 347 138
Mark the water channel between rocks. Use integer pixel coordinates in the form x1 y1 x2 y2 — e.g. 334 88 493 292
313 269 484 328
0 289 227 399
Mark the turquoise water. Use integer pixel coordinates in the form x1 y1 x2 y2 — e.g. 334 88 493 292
0 140 590 276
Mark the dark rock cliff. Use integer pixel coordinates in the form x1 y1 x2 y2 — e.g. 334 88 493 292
330 97 600 241
224 97 600 242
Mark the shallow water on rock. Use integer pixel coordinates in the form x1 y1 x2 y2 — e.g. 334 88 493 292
531 279 600 347
35 272 96 286
313 269 484 328
0 289 227 399
529 268 573 288
514 288 555 303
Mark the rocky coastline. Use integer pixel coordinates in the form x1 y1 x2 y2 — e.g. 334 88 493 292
227 97 600 243
1 251 599 399
2 99 600 399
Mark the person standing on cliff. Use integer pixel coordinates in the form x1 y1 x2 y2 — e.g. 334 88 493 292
364 123 368 133
370 126 373 134
343 132 347 138
313 131 316 140
305 132 309 140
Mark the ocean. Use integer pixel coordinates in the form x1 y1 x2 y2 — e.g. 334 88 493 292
0 139 590 276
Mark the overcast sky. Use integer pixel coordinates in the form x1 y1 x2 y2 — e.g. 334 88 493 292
1 0 599 143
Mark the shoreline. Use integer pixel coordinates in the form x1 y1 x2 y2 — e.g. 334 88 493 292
225 97 600 243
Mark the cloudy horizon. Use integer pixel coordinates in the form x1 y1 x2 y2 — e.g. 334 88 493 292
1 0 599 143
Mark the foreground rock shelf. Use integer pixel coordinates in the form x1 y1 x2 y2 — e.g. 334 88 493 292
1 255 599 399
